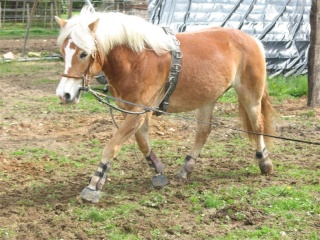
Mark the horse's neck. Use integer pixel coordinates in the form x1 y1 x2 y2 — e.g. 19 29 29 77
104 46 134 81
102 45 172 103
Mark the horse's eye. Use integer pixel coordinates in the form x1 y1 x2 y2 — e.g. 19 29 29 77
80 52 88 59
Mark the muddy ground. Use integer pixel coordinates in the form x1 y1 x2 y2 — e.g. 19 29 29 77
0 38 320 239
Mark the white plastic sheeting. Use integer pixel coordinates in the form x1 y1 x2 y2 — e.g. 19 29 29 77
149 0 311 76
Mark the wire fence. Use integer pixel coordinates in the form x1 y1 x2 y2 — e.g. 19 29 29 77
0 0 148 28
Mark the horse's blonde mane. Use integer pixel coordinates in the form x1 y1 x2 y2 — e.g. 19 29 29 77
57 8 176 56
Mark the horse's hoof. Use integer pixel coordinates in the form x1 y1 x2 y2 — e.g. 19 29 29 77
151 174 168 189
258 158 273 175
170 172 188 186
80 187 100 203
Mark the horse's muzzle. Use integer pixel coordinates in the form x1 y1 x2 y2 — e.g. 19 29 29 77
57 91 80 104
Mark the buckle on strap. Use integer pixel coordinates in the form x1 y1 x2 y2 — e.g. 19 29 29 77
173 50 183 59
171 64 181 73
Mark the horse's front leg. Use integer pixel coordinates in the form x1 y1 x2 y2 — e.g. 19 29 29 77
135 117 168 188
80 113 147 203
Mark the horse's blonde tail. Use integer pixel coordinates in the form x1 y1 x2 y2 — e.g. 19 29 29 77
238 87 276 148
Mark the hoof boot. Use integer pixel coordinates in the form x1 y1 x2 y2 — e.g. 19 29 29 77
80 187 100 203
151 174 168 189
259 158 273 175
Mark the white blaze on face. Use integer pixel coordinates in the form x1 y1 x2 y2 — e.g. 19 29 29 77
56 39 81 104
64 39 76 74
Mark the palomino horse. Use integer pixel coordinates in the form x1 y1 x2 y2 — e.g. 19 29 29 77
55 8 275 203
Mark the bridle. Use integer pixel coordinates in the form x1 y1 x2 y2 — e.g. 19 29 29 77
60 41 98 92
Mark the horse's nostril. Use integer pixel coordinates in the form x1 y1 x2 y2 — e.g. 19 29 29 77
64 93 71 102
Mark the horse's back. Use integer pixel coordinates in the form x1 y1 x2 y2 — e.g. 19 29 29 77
166 27 266 112
177 27 264 65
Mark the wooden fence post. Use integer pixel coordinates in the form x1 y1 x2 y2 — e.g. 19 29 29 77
0 2 2 28
22 0 40 56
3 0 6 27
68 0 73 19
50 3 53 30
22 0 26 23
54 0 58 16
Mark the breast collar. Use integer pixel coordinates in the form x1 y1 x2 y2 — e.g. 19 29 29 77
155 27 182 116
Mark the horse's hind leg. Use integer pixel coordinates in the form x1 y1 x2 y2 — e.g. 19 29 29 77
135 117 168 188
236 87 274 175
176 104 214 181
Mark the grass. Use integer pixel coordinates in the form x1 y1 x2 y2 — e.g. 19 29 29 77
186 182 319 239
1 61 318 239
268 74 308 100
219 74 308 103
0 26 59 39
10 147 88 169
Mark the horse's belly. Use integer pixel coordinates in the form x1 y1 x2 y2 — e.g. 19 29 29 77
166 85 226 113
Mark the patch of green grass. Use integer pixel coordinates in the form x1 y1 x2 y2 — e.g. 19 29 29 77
219 75 308 103
76 93 108 113
0 171 11 182
256 185 320 213
75 203 138 222
186 182 319 239
0 61 61 78
16 198 35 207
202 141 229 158
203 193 226 208
268 75 308 100
219 88 237 103
139 192 167 208
10 147 86 168
0 228 16 239
33 78 57 84
0 27 59 38
219 226 280 239
299 110 316 117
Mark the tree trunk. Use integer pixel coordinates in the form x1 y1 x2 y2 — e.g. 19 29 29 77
308 0 320 107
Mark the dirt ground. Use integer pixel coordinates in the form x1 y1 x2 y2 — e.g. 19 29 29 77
0 37 60 57
0 38 320 239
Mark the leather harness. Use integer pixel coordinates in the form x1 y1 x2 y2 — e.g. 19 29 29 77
155 27 182 116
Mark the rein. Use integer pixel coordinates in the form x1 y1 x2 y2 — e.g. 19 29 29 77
86 86 152 115
85 87 320 146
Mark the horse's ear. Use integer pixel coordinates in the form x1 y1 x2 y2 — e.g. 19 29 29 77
55 16 67 28
88 19 99 33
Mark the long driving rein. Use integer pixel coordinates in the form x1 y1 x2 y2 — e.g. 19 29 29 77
59 37 320 146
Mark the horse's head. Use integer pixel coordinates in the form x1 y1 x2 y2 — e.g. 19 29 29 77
55 15 102 104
